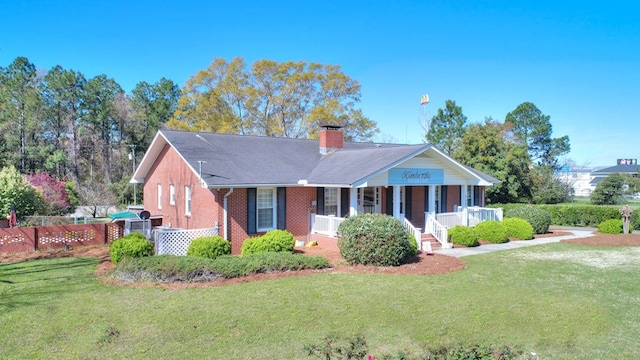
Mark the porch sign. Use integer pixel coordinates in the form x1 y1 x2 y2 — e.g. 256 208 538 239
388 168 444 185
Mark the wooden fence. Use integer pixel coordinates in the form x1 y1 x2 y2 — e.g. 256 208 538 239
0 223 123 254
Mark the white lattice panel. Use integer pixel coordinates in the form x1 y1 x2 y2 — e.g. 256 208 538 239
154 228 218 256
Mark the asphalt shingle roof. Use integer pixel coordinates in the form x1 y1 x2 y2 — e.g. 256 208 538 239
592 164 640 175
141 129 498 188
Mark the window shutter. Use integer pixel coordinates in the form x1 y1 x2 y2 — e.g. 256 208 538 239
277 187 286 230
340 188 349 217
441 185 448 213
247 188 257 234
405 186 412 220
424 186 429 212
316 187 325 215
474 186 480 206
385 186 393 215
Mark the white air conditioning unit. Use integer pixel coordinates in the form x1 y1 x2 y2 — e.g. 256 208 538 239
124 219 152 239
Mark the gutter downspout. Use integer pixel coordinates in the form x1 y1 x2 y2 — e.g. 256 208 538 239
223 188 234 240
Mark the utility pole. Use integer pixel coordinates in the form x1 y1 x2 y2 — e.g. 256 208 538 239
128 144 137 205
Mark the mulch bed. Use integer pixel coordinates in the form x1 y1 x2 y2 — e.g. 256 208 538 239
561 232 640 247
2 230 639 289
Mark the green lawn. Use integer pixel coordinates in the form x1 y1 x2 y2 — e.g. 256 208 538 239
2 243 640 359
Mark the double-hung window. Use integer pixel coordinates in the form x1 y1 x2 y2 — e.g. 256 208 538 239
185 185 192 216
257 188 276 231
157 184 162 209
170 184 176 206
324 188 338 216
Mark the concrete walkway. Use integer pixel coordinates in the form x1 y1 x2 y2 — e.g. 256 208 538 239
433 228 595 258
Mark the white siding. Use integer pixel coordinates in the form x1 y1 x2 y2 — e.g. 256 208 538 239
361 153 479 186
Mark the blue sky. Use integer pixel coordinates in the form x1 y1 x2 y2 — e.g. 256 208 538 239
1 0 638 167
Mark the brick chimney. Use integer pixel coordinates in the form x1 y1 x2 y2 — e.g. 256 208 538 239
319 125 344 154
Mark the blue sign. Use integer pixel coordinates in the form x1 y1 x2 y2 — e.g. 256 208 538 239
388 168 444 185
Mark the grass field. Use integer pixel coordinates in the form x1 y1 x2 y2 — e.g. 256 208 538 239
2 243 640 359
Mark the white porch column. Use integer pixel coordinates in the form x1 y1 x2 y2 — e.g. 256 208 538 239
460 185 468 210
393 185 401 219
428 185 436 215
349 188 358 216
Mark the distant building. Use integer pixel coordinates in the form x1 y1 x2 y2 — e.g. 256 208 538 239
590 160 640 188
555 166 595 197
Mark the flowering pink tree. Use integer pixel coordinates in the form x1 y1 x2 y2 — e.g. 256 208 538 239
26 172 75 215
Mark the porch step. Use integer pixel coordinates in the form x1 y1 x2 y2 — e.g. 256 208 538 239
420 233 442 251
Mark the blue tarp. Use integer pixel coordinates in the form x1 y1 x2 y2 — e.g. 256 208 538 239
109 211 139 221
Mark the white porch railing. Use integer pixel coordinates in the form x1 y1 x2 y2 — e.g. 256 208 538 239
425 213 451 249
429 207 503 229
311 214 346 237
465 206 503 226
402 218 423 251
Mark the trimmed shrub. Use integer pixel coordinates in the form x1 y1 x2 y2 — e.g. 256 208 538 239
475 221 509 244
407 232 418 256
240 229 295 256
598 219 624 234
109 232 154 264
503 217 534 240
538 204 622 227
504 206 551 234
337 214 413 266
113 252 331 282
187 236 231 259
448 225 479 247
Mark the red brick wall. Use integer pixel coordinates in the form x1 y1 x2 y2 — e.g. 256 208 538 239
0 224 123 254
446 186 461 212
144 145 219 230
286 187 316 240
219 188 248 254
411 186 426 229
222 187 316 255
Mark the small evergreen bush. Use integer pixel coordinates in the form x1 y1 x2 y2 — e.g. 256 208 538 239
240 229 295 255
504 206 551 234
187 235 231 259
337 214 413 266
598 219 624 234
109 232 154 264
475 221 509 244
503 217 534 240
448 225 479 247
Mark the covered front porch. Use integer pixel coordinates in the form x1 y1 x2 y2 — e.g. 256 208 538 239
310 184 503 250
300 144 502 250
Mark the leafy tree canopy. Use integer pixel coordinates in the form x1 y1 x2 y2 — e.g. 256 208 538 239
505 102 570 168
591 173 640 205
168 57 379 141
25 172 76 215
0 166 45 220
454 118 532 204
426 99 467 155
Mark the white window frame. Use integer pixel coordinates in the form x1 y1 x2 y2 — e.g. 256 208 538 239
157 184 162 209
185 185 192 216
324 188 339 216
170 184 175 206
257 187 276 231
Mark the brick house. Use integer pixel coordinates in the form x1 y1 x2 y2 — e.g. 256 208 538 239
133 126 499 254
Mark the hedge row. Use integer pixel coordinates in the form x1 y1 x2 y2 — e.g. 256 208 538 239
490 203 640 228
114 252 331 282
